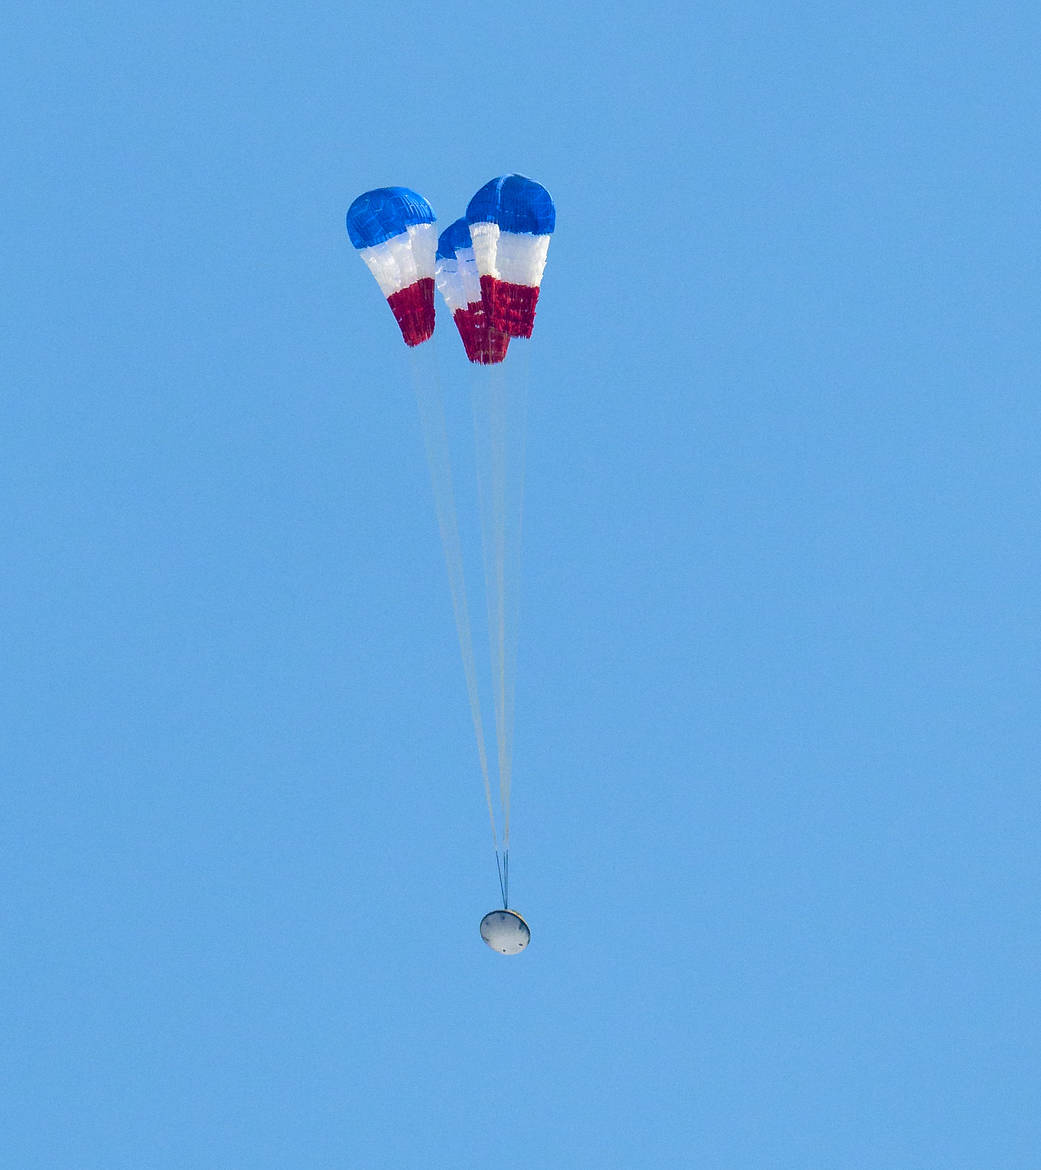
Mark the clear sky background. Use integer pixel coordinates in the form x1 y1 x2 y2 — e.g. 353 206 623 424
3 3 1039 1167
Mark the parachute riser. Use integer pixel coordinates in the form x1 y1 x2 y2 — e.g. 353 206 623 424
495 848 507 908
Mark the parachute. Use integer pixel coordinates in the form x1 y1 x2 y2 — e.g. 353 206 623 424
435 219 510 365
466 175 555 338
345 176 555 953
346 187 437 346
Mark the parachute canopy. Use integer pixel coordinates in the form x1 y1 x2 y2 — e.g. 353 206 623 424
466 175 555 339
346 187 437 346
435 218 509 365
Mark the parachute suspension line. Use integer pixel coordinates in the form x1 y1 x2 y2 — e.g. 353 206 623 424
473 364 508 847
503 341 530 851
489 363 509 841
472 347 529 856
407 346 500 858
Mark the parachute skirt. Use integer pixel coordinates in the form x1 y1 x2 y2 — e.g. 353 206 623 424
479 275 540 339
386 278 435 346
452 304 510 363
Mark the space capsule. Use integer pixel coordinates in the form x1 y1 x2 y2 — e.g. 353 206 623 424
480 908 530 955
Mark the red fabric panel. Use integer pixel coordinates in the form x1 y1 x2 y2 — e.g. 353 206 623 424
453 304 510 364
480 275 540 339
386 278 435 346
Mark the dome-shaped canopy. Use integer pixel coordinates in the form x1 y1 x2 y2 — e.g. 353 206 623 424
346 187 435 249
480 909 530 955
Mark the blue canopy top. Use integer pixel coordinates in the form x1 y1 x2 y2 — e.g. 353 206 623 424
466 175 556 236
436 218 473 261
346 187 436 249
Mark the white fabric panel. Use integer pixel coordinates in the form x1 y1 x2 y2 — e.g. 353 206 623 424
435 245 483 315
409 221 436 277
435 258 467 314
468 221 500 280
495 231 551 287
468 223 550 287
358 222 437 297
454 245 481 304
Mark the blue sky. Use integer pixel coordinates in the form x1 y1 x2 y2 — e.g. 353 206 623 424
3 2 1039 1166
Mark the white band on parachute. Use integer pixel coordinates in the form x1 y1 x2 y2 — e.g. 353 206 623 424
435 245 483 315
358 222 437 298
468 223 550 288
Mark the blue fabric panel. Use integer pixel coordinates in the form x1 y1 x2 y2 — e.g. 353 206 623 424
346 187 436 249
466 175 555 235
436 217 472 261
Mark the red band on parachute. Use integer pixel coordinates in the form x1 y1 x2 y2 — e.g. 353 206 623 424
387 279 435 346
480 276 540 339
453 305 510 364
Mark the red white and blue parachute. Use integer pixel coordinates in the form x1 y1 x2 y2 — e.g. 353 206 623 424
466 175 555 339
343 174 556 945
346 187 437 346
435 218 510 365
